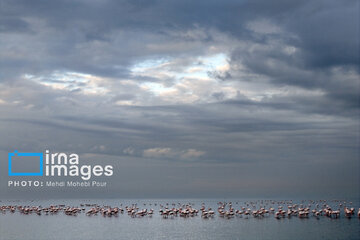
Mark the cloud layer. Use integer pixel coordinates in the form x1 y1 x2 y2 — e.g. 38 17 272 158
0 0 358 198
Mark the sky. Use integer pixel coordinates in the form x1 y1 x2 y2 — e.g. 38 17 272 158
0 0 359 199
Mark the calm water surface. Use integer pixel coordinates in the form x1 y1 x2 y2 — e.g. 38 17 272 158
0 199 359 240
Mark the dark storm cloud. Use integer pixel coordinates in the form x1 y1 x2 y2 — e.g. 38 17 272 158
0 17 31 33
0 0 358 199
1 0 358 82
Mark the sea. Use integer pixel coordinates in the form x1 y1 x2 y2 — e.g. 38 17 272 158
0 198 359 240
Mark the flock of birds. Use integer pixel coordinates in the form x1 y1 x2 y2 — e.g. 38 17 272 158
1 200 359 220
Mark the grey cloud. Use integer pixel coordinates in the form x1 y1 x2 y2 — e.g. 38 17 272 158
0 0 358 199
0 17 31 33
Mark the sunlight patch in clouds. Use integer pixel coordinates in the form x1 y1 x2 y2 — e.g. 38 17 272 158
23 71 109 95
132 53 231 104
131 53 228 81
140 82 176 96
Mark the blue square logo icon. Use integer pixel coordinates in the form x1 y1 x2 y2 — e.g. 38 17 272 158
8 150 43 176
